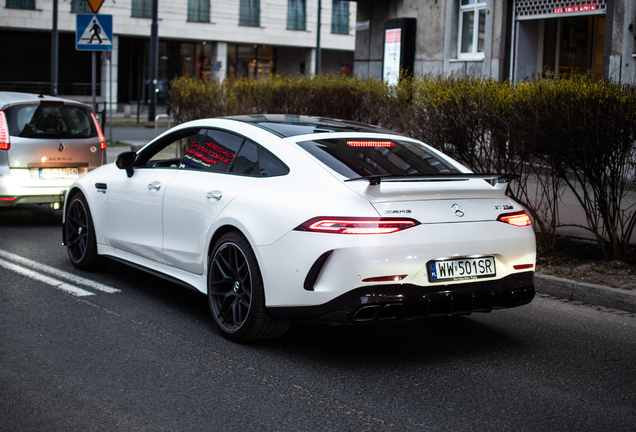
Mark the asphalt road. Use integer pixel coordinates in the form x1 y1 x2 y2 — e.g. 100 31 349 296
1 206 635 431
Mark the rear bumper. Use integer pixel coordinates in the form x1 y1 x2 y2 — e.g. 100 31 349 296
0 168 77 206
0 193 68 206
268 271 535 324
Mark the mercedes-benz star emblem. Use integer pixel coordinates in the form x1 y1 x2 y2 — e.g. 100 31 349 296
452 203 465 217
57 143 65 152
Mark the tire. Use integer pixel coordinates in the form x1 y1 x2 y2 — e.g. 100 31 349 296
65 193 103 270
207 232 289 342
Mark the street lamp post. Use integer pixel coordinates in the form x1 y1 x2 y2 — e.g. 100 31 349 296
51 0 58 96
315 0 321 75
148 0 159 121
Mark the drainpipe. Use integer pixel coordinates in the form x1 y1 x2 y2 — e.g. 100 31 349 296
508 0 516 82
51 0 58 96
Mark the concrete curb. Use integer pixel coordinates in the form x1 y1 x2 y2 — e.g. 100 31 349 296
535 274 636 313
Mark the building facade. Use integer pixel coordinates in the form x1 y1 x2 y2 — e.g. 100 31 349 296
354 0 636 83
0 0 356 107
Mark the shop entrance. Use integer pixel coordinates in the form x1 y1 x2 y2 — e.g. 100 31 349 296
539 15 605 79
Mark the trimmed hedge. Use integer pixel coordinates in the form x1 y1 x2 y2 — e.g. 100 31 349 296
169 74 636 260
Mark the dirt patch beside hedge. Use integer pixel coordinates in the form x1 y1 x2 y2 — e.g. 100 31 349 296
536 238 636 290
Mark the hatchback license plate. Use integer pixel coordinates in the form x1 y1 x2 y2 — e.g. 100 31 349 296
429 257 496 282
39 168 79 180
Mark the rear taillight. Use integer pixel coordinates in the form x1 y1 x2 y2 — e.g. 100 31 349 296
295 217 420 234
0 111 10 150
497 211 531 227
91 113 106 150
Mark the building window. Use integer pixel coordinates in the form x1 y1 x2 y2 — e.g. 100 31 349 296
70 0 91 13
187 0 210 22
458 0 486 59
227 44 273 78
331 1 349 35
131 0 152 18
239 0 260 27
5 0 35 9
287 0 306 31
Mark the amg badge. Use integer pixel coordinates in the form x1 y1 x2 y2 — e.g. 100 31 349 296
382 209 412 214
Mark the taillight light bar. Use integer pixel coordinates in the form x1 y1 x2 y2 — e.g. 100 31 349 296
347 141 396 147
295 217 420 234
362 275 407 282
0 111 10 150
91 113 106 150
497 211 531 227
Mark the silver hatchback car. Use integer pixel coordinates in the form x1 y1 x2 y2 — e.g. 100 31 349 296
0 92 105 208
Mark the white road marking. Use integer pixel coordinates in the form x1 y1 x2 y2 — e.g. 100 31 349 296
0 249 121 294
0 259 94 297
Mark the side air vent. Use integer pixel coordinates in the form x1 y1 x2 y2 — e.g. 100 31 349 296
303 250 333 291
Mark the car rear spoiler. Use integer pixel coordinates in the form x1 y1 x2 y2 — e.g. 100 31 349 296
345 173 520 186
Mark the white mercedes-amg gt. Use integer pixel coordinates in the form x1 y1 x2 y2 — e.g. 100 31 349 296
63 115 536 341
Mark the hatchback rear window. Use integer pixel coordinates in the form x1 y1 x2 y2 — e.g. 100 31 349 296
4 103 97 139
296 138 459 178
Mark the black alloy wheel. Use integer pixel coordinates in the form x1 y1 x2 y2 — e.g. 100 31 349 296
65 193 102 270
208 232 288 341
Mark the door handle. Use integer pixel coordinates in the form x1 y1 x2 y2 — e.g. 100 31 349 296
148 181 161 191
206 190 223 201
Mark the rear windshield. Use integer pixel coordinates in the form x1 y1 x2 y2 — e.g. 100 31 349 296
4 103 97 139
296 138 459 178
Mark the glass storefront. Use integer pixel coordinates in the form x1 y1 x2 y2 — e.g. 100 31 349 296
514 0 607 80
118 38 213 104
541 15 605 79
227 44 275 79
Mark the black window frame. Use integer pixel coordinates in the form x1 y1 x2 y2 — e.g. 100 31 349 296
239 0 260 27
331 0 349 35
287 0 306 31
187 0 210 23
131 0 152 19
6 0 35 9
70 0 91 13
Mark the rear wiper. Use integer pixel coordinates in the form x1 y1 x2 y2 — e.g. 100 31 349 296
345 173 520 186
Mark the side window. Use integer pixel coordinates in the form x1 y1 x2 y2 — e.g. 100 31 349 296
180 129 243 173
230 140 290 177
137 129 198 168
231 141 259 175
255 146 289 177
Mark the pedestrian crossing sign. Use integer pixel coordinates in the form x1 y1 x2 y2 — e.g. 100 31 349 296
76 14 112 51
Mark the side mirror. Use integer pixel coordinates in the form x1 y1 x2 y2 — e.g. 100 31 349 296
115 151 136 178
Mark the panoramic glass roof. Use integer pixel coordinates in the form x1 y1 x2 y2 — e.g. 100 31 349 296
224 115 396 137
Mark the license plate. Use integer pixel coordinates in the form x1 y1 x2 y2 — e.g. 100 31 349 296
39 168 79 180
429 257 496 282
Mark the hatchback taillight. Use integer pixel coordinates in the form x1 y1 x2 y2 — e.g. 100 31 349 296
295 217 420 234
91 113 106 150
0 111 10 151
497 211 531 227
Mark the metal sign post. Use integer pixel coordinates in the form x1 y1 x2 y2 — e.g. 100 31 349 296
76 13 113 144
